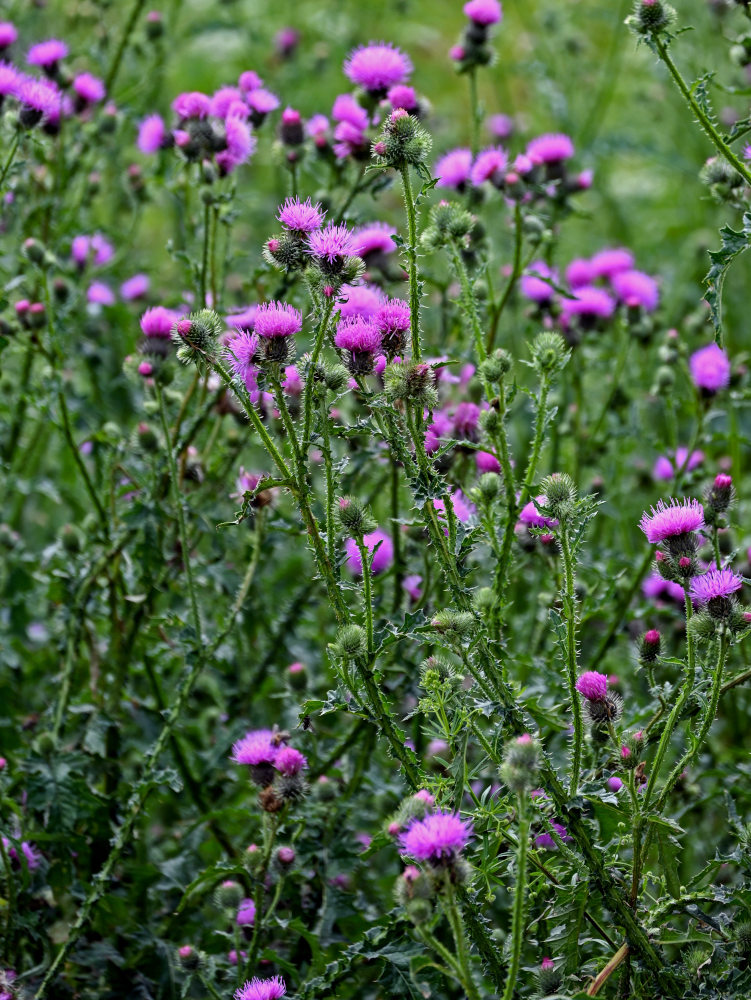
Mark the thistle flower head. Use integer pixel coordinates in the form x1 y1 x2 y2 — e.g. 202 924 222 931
273 746 308 777
689 343 731 393
235 976 286 1000
610 269 659 311
399 811 472 862
345 529 394 575
639 498 704 544
470 146 508 186
253 301 302 339
277 196 325 233
224 330 260 381
171 90 211 120
464 0 503 25
231 729 278 766
435 148 473 189
343 42 413 93
72 72 105 104
576 671 608 701
27 39 68 69
526 132 574 164
140 306 179 339
353 221 397 259
306 223 360 266
690 567 743 605
137 114 168 154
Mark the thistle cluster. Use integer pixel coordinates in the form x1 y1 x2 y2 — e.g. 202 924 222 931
627 0 678 36
383 361 438 407
370 108 432 171
421 200 475 251
172 309 223 368
451 0 503 73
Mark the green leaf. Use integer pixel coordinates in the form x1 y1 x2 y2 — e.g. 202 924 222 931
704 211 751 341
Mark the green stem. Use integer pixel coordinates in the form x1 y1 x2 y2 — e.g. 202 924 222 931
468 67 480 156
560 526 583 795
199 199 211 307
104 0 147 92
302 296 334 447
443 876 481 1000
356 538 374 654
0 130 20 192
502 792 530 1000
0 828 16 966
487 201 524 352
400 165 422 361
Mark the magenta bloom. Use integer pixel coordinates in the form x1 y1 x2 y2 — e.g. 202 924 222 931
225 331 260 381
87 281 114 306
343 42 412 93
306 113 329 142
137 114 167 154
435 148 473 189
235 977 286 1000
589 247 634 278
335 316 382 353
217 116 255 174
16 78 62 121
338 284 384 320
464 0 503 24
403 574 422 601
576 671 608 702
476 450 500 473
639 498 705 544
689 343 731 393
527 133 574 164
376 298 410 337
282 365 303 396
399 811 473 862
332 93 369 129
72 232 114 267
0 23 17 48
521 261 557 303
652 447 703 481
236 898 257 927
27 39 68 68
345 529 394 576
689 567 743 605
231 730 278 766
253 302 301 339
610 269 659 311
277 196 325 233
487 113 513 139
210 86 243 118
171 90 210 120
388 84 418 111
565 258 595 288
226 305 258 331
72 72 105 104
353 221 396 258
535 822 571 850
519 495 558 529
273 746 308 776
561 286 615 322
2 837 41 870
120 274 150 300
433 490 475 535
140 306 178 338
0 61 20 98
607 776 623 792
470 146 508 186
306 223 360 263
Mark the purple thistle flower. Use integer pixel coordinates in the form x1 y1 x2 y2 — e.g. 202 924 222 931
0 61 20 98
520 261 557 303
399 811 473 862
273 746 308 776
353 221 396 258
120 274 150 300
234 976 286 1000
652 447 704 482
527 133 574 164
0 22 17 49
464 0 503 23
72 72 105 105
253 302 301 339
307 223 360 264
560 285 615 323
519 495 558 529
403 574 422 601
689 567 743 605
27 39 68 69
344 529 394 576
344 42 412 93
376 298 410 337
689 342 731 393
238 70 264 93
210 86 243 118
335 316 382 356
610 269 659 311
225 331 260 381
225 305 258 331
388 84 418 110
576 671 608 701
2 837 41 870
639 498 705 544
435 148 473 189
470 146 508 186
231 729 278 766
87 281 114 306
225 115 256 162
246 88 280 116
476 450 501 473
16 77 62 122
589 247 634 278
607 776 623 792
535 822 571 850
171 91 210 120
140 306 178 338
282 365 303 396
277 196 325 233
565 257 595 288
306 113 329 143
487 112 513 138
433 490 475 534
338 284 384 320
236 898 257 927
137 113 168 154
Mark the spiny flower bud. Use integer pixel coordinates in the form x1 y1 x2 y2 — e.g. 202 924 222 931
478 407 500 435
735 920 751 955
383 362 438 407
637 629 661 664
620 730 644 770
500 734 540 793
473 586 498 615
537 956 563 996
420 655 462 695
529 331 569 376
177 944 201 970
215 879 244 909
699 156 744 203
478 349 512 384
336 496 375 537
421 200 474 250
172 309 222 367
333 624 368 659
371 109 432 170
394 865 434 908
627 0 677 35
387 791 436 836
538 472 577 520
476 472 501 503
704 473 734 524
323 362 350 393
430 609 476 641
276 845 296 867
263 231 309 272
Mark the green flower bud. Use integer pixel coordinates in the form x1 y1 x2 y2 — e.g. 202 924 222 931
627 0 677 35
476 472 501 503
335 496 376 537
333 624 368 659
500 734 540 793
430 609 476 641
529 331 569 376
478 349 512 384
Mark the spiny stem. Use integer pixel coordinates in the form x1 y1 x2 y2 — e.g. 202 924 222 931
104 0 147 91
356 537 374 654
302 296 334 447
399 164 422 361
560 526 583 795
502 791 530 1000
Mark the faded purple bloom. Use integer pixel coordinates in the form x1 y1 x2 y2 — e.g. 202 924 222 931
226 305 258 331
464 0 503 24
306 223 360 263
576 671 608 701
306 113 329 144
338 284 384 320
435 148 473 189
273 746 308 776
0 23 17 49
610 269 659 311
640 498 704 544
527 133 574 164
589 247 634 278
487 113 513 139
282 365 303 396
225 331 260 381
87 281 114 305
690 567 743 605
253 302 301 339
345 529 394 576
403 574 422 601
72 72 105 105
387 84 418 111
642 573 685 605
137 113 168 154
231 730 278 766
120 274 150 300
277 196 325 233
235 977 286 1000
607 776 623 792
470 146 508 186
519 495 558 529
72 233 114 267
140 306 178 338
236 898 257 927
535 822 571 850
452 401 481 440
2 837 41 870
565 257 595 288
238 70 264 93
27 39 68 69
652 447 704 481
399 811 473 861
521 261 557 303
689 343 731 393
353 221 397 258
171 91 210 120
560 286 615 322
343 42 412 93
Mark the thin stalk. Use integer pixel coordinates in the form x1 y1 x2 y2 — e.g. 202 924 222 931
0 130 20 192
356 538 374 654
320 398 337 574
390 459 403 612
0 829 17 966
399 164 422 360
487 201 523 352
302 296 334 447
503 791 530 1000
104 0 148 92
560 526 583 795
443 876 481 1000
199 199 211 307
